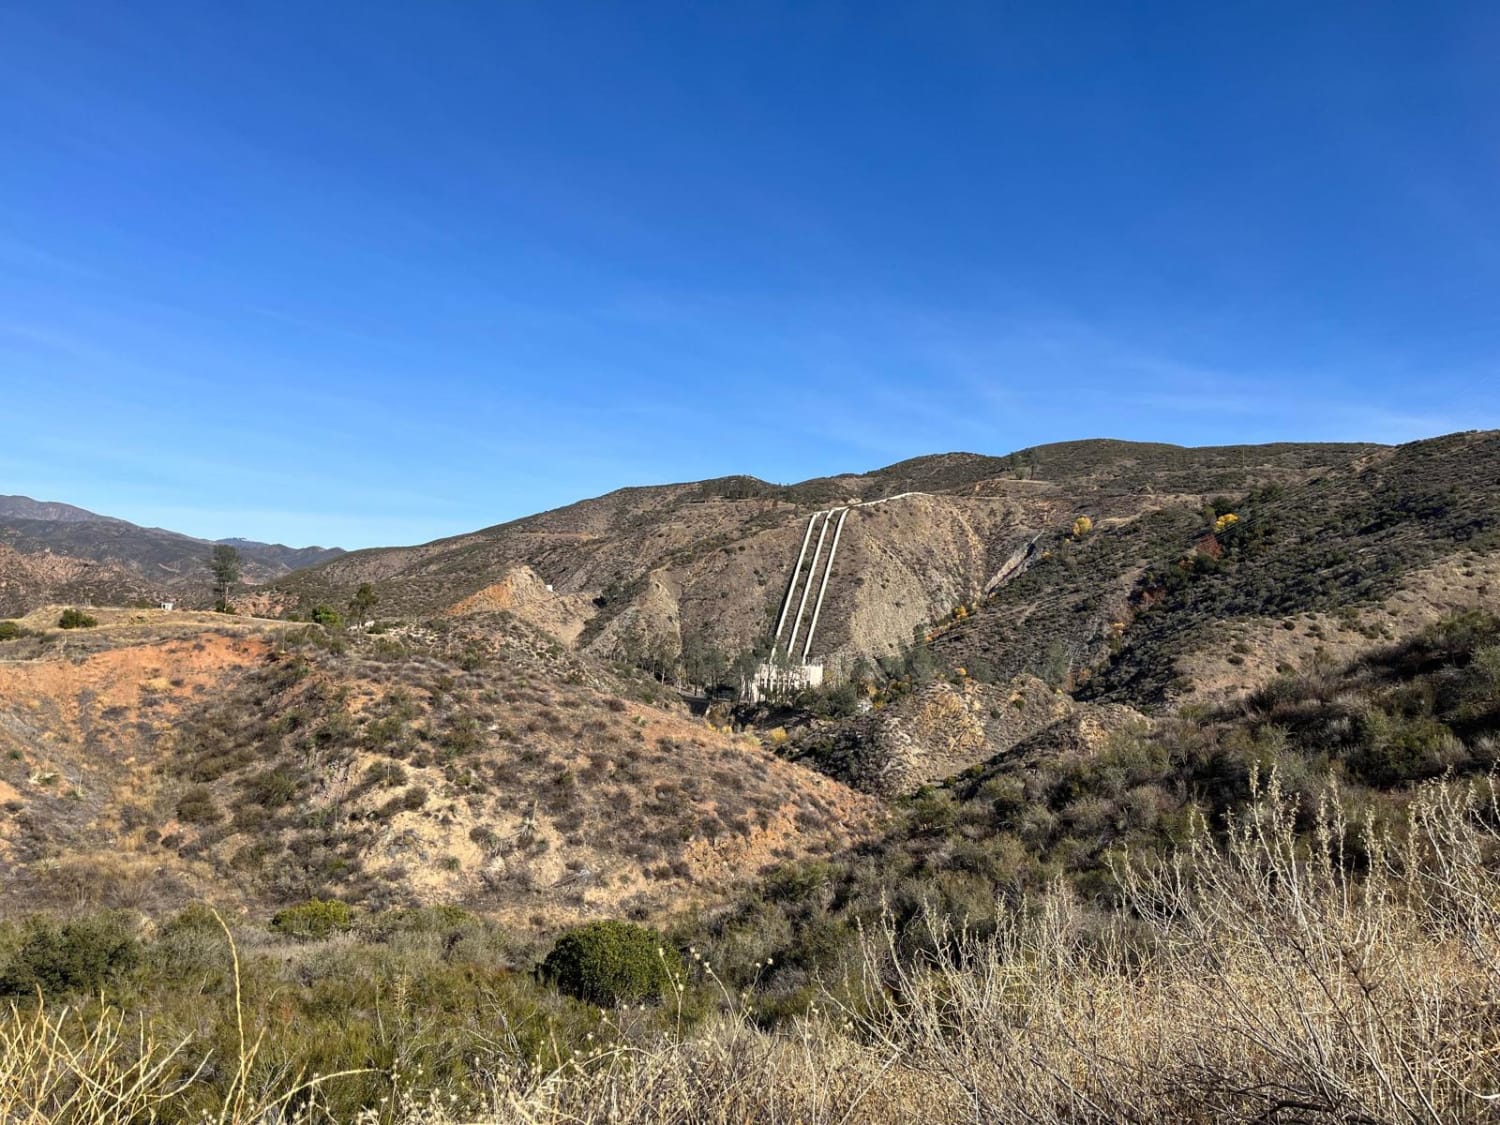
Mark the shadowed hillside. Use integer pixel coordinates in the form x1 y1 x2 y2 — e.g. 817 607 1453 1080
926 430 1500 706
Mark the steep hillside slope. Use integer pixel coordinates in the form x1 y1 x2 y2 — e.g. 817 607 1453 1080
277 440 1377 674
0 608 877 929
0 543 155 617
929 431 1500 706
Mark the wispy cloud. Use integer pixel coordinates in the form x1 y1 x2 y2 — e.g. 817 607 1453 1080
0 234 107 280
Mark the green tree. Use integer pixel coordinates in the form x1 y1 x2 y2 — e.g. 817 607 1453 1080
681 636 729 691
348 582 379 624
209 545 241 612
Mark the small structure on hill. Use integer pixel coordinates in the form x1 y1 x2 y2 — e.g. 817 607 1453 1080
746 660 823 703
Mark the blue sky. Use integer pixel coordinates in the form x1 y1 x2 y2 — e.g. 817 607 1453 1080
2 2 1497 548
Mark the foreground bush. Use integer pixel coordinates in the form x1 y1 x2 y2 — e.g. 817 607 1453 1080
0 914 140 997
540 920 679 1007
57 608 97 629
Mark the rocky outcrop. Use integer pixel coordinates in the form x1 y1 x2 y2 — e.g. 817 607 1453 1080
445 565 597 645
790 674 1076 797
992 702 1153 768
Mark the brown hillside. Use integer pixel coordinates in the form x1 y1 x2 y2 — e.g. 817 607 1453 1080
275 440 1378 675
0 544 158 617
0 611 879 931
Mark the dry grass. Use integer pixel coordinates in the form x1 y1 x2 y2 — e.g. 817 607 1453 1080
3 773 1498 1123
834 771 1500 1123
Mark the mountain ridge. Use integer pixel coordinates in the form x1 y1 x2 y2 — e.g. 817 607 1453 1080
273 436 1390 673
0 495 344 613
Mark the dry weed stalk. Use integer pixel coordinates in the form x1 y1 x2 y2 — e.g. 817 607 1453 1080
831 771 1500 1123
0 908 367 1124
0 998 202 1123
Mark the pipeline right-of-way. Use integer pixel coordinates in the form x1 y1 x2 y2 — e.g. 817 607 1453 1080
770 492 928 665
773 506 846 663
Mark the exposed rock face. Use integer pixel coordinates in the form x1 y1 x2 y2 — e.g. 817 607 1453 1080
997 703 1153 765
444 565 598 645
791 674 1076 797
590 569 684 661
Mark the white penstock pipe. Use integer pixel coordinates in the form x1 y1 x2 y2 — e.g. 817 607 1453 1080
786 509 834 658
775 511 822 641
802 506 849 662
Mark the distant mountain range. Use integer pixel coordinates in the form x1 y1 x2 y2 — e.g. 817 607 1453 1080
7 433 1496 675
0 495 343 615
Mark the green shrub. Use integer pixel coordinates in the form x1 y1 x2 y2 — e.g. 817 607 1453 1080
242 769 299 808
176 784 221 824
270 899 353 940
540 920 679 1006
0 620 27 640
308 605 345 629
148 904 230 977
1348 713 1460 786
285 624 347 654
370 904 475 935
0 913 141 996
58 608 98 629
160 902 224 938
